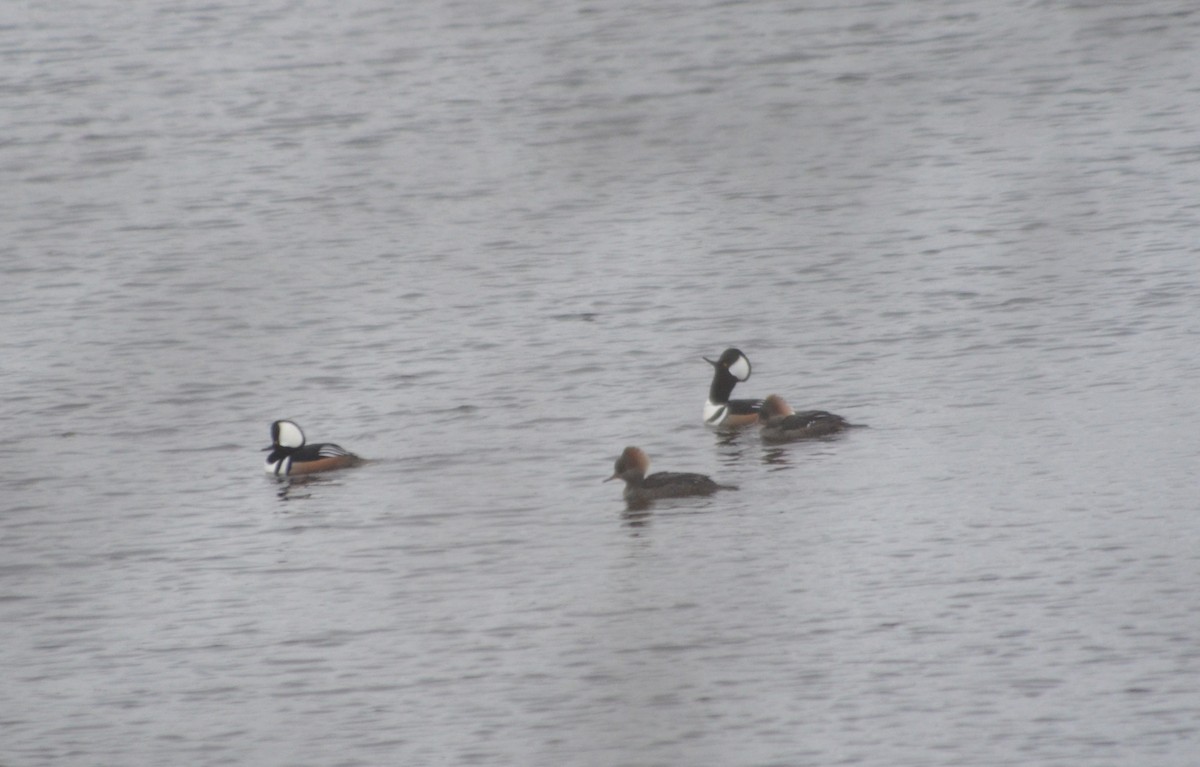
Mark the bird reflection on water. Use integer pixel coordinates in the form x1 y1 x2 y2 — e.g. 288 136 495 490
272 474 336 503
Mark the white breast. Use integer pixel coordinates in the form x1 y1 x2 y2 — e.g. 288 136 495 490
703 401 727 424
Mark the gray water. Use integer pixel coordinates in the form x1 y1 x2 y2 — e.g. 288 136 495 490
4 1 1200 765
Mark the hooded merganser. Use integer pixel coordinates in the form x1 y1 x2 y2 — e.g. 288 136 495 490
263 420 362 477
605 446 735 502
757 394 854 442
703 348 762 427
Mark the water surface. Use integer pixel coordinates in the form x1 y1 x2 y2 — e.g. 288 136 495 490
4 1 1200 765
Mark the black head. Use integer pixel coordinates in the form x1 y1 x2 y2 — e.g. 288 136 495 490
266 420 306 451
703 348 752 382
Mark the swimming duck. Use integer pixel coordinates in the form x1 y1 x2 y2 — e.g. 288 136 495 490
263 419 362 477
606 446 735 502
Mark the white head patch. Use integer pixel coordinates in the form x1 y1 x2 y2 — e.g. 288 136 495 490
275 420 305 448
728 354 751 382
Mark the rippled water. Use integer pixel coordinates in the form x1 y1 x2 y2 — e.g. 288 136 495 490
5 1 1200 765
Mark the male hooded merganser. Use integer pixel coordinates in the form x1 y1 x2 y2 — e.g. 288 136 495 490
263 420 362 477
703 348 762 427
757 394 854 442
606 446 735 502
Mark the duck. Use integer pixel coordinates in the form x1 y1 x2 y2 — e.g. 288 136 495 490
757 394 855 442
263 419 362 477
703 347 762 427
606 446 735 502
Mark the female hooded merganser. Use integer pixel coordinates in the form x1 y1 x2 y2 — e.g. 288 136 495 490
606 446 735 502
757 394 854 442
703 348 762 427
263 420 362 477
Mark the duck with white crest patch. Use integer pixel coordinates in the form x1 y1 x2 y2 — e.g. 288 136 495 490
263 420 362 477
702 347 762 427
